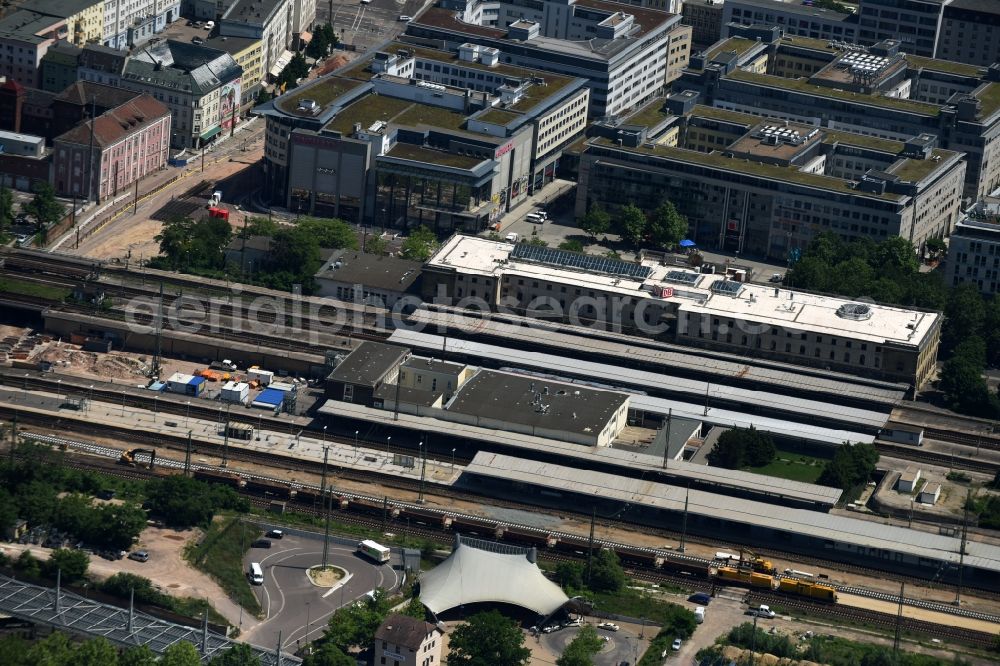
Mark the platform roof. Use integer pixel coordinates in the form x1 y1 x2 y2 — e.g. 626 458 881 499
388 329 889 433
419 535 568 616
315 400 843 506
464 453 1000 573
406 308 908 406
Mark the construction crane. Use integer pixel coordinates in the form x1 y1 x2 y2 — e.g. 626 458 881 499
119 448 156 470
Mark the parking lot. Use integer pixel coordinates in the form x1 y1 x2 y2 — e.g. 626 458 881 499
241 528 401 652
537 619 650 666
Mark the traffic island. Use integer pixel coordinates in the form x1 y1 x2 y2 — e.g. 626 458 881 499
306 565 347 588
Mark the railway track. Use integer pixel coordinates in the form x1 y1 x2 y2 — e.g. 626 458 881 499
874 441 999 474
14 429 1000 627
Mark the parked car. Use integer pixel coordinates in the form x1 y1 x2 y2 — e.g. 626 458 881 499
266 529 284 539
128 550 149 562
398 14 413 20
688 592 711 605
563 619 582 628
746 604 775 619
598 622 619 631
251 539 272 548
671 638 682 651
541 625 557 634
192 36 204 44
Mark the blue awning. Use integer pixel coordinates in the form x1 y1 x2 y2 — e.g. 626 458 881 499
679 239 697 247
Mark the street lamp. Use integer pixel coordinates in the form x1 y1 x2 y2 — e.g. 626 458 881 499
451 447 456 470
121 391 126 417
386 436 391 463
354 430 359 457
153 394 159 421
87 385 94 412
322 425 327 450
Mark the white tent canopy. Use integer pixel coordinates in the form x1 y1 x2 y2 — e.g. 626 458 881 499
419 535 569 617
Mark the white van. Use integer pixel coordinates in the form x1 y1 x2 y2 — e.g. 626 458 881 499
505 232 519 243
526 212 544 223
249 562 263 585
204 20 215 30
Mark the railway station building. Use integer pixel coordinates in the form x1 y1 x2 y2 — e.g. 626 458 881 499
422 235 941 387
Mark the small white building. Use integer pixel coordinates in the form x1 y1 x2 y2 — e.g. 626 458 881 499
166 372 205 396
373 613 443 666
221 381 249 404
899 466 922 493
919 482 941 505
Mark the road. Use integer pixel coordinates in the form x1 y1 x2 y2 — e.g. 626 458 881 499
242 529 401 652
321 0 425 53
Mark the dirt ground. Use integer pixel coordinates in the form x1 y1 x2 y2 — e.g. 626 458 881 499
1 526 254 629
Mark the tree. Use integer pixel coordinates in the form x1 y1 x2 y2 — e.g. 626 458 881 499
875 236 919 275
556 625 603 666
617 203 647 247
0 185 13 240
586 548 626 594
22 181 65 234
558 239 584 252
297 217 359 250
25 632 75 665
365 233 388 255
579 204 610 238
324 588 392 651
943 283 986 355
302 644 354 666
47 548 89 583
243 216 280 238
75 636 119 666
648 201 688 249
101 573 169 607
447 610 531 666
554 561 585 591
400 226 440 261
146 476 247 529
277 53 310 89
817 443 879 491
706 426 775 469
153 215 232 271
400 595 427 620
526 237 548 247
120 645 158 666
94 502 148 550
925 237 946 259
161 641 203 666
209 643 261 666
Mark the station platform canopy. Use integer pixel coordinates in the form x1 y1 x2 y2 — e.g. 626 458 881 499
420 535 568 617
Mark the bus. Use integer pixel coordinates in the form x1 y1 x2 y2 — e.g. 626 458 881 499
357 539 391 564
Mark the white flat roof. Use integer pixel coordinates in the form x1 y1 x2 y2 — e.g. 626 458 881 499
167 372 197 384
428 235 939 347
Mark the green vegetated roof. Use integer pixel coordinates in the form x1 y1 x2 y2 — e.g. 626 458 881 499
890 149 955 182
727 70 942 116
820 129 904 153
779 35 842 53
624 99 672 128
395 103 468 131
589 137 904 201
384 143 485 169
278 77 364 114
478 108 521 124
324 95 414 134
689 105 758 126
706 37 758 61
976 82 1000 119
904 54 982 78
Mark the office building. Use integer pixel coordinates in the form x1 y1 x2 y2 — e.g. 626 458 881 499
856 0 944 58
678 30 1000 200
204 35 265 103
576 102 966 258
945 194 1000 295
53 94 171 201
723 0 860 43
219 0 291 79
936 1 1000 68
119 40 242 148
422 234 942 386
404 0 687 117
255 42 589 228
682 0 725 49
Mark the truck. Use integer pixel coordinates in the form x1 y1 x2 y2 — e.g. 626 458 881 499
357 539 391 564
694 606 705 624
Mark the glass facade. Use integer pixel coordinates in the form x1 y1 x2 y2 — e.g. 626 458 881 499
374 171 489 231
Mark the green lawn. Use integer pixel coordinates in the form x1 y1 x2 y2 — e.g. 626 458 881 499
185 515 262 617
0 277 71 301
744 449 828 484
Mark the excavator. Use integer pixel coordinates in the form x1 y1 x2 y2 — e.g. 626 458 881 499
738 547 776 574
119 448 156 470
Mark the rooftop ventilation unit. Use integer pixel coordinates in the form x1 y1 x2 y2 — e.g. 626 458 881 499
836 303 873 320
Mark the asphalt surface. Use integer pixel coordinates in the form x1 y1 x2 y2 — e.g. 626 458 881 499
539 623 647 666
242 529 401 652
323 0 421 53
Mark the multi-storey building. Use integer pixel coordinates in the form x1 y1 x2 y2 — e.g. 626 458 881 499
33 0 106 46
404 0 686 118
39 41 81 93
677 29 1000 201
118 40 242 148
204 34 265 103
936 1 1000 68
255 42 589 227
53 94 171 201
219 0 290 79
681 0 725 49
576 101 966 258
373 615 443 666
102 0 180 49
422 234 942 387
855 0 945 58
289 0 314 49
945 196 1000 295
77 42 125 86
0 11 67 87
723 0 860 44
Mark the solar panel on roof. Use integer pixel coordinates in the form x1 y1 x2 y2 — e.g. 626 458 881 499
511 243 652 279
711 280 743 297
665 270 700 286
